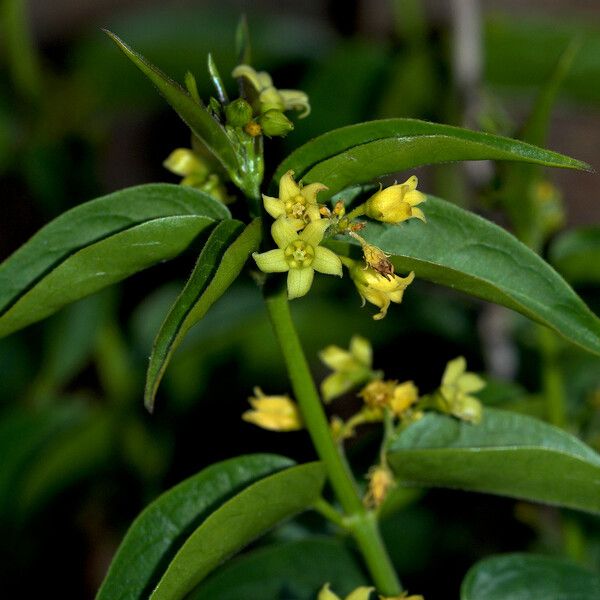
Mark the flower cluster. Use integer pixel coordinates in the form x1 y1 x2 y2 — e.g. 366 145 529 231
231 64 310 137
318 338 485 507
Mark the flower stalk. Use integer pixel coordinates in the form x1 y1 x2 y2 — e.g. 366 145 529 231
264 283 402 596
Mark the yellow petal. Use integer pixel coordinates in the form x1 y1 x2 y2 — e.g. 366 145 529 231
319 345 354 371
163 148 206 177
346 586 376 600
458 373 486 394
405 189 426 207
232 64 262 90
300 218 330 246
263 195 285 219
287 267 314 299
390 381 419 414
318 583 342 600
272 217 299 248
350 335 372 367
442 356 466 387
313 247 343 276
410 207 426 222
301 182 328 204
279 89 311 117
252 249 288 273
402 175 419 191
279 170 301 201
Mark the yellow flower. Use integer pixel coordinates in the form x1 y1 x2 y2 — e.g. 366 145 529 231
350 262 415 320
232 64 310 117
437 357 485 424
242 387 303 431
318 583 374 600
359 380 396 410
253 217 342 299
262 170 327 229
163 148 230 203
164 148 209 187
364 464 396 508
365 176 426 224
319 336 373 402
390 381 419 415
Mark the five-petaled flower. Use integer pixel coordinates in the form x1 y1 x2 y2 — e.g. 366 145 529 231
242 387 303 431
365 176 426 224
349 261 415 320
319 336 373 402
253 217 343 299
437 356 485 423
262 170 327 229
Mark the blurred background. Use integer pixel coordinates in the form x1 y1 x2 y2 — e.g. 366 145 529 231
1 0 600 598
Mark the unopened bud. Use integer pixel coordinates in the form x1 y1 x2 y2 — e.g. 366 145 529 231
333 201 345 217
257 109 294 137
225 98 253 127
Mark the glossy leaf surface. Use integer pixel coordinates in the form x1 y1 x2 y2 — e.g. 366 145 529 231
150 462 326 600
274 119 589 199
96 454 294 600
333 195 600 356
387 408 600 514
0 184 229 337
104 30 239 173
145 219 261 410
190 538 367 600
461 553 600 600
550 226 600 285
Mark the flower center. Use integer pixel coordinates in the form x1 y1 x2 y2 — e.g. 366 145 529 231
284 240 315 268
285 194 308 219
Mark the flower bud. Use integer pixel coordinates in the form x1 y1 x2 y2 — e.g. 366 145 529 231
225 98 253 127
365 177 426 224
258 109 294 137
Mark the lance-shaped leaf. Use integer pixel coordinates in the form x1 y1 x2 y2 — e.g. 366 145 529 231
104 30 239 174
273 118 589 199
550 226 600 285
150 462 326 600
331 195 600 356
387 408 600 514
461 553 600 600
96 454 295 600
145 219 261 411
0 184 229 338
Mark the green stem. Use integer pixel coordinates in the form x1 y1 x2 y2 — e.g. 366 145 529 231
346 203 367 221
0 0 42 101
264 285 402 595
313 497 347 530
538 325 565 428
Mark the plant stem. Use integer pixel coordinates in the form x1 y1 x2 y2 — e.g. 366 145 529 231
0 0 42 101
538 325 565 428
264 284 402 595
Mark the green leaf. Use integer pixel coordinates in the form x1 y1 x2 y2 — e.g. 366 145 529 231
387 408 600 514
0 403 88 521
274 118 590 199
190 538 368 600
16 408 113 520
461 553 600 600
0 184 228 337
96 454 295 600
333 195 600 356
150 462 326 600
103 30 239 174
550 226 600 285
145 219 261 411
